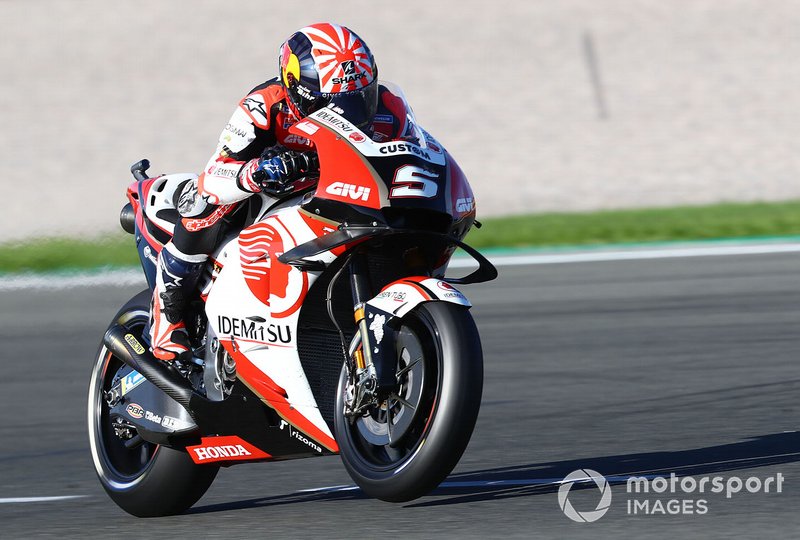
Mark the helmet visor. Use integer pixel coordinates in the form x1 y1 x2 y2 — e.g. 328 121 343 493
324 79 379 130
288 85 328 118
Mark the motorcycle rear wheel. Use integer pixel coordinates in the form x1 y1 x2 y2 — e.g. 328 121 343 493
87 290 218 517
334 302 483 502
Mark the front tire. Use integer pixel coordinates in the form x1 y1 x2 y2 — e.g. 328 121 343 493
87 290 218 517
334 302 483 502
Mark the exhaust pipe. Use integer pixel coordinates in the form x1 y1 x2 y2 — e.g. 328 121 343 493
119 203 135 235
103 324 198 413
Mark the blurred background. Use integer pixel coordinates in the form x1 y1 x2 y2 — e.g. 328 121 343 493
2 0 800 242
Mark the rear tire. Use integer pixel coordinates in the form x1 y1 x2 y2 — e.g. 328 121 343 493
334 302 483 502
87 290 218 517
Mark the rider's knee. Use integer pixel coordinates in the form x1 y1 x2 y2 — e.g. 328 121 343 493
176 179 209 218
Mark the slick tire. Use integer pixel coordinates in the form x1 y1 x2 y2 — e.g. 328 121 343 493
335 302 483 502
87 289 218 517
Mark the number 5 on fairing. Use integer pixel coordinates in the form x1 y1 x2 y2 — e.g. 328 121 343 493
389 165 439 199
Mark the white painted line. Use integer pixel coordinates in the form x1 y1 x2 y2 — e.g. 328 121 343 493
297 479 581 493
299 466 792 495
449 242 800 269
296 484 357 493
0 495 87 504
2 242 799 290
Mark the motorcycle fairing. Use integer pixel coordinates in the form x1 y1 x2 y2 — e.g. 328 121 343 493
142 173 196 238
292 108 476 223
127 172 197 289
186 379 335 461
204 205 341 453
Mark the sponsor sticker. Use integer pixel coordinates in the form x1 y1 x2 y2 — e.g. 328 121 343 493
379 142 432 161
313 110 355 133
325 181 371 201
376 290 408 302
217 315 292 344
283 133 311 146
186 436 271 464
341 60 356 74
124 334 146 355
368 313 386 344
295 121 319 136
455 197 475 213
207 165 238 179
373 114 394 124
434 280 465 299
349 131 366 143
242 96 267 124
224 122 249 138
144 410 162 424
161 415 184 430
332 72 366 86
120 370 145 396
126 403 144 419
279 420 324 453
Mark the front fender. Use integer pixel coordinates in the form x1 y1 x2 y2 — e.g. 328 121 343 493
365 277 471 319
362 277 471 388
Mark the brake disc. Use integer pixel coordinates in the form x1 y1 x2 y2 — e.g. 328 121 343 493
355 327 425 447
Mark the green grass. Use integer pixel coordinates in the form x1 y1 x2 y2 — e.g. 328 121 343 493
0 234 140 274
466 200 800 249
1 200 799 274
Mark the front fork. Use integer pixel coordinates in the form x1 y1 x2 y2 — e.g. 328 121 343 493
346 251 398 416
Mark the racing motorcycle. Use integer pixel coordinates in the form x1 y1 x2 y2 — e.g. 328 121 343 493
87 102 497 517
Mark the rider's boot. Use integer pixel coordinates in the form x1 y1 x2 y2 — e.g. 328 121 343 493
149 243 206 362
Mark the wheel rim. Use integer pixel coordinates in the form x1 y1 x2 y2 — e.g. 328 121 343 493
341 312 440 472
88 310 159 490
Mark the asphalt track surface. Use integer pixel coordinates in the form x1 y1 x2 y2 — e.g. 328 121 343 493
1 252 799 538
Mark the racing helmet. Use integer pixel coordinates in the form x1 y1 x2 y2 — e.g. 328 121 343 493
279 23 379 129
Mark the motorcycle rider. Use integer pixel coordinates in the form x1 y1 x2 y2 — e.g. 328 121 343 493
149 22 419 361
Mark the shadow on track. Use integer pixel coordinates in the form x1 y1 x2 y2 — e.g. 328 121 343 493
188 431 800 513
407 431 800 508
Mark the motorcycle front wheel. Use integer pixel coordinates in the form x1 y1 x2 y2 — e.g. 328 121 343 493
87 290 218 517
334 301 483 502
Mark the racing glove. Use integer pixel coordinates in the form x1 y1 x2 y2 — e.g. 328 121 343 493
240 147 318 197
